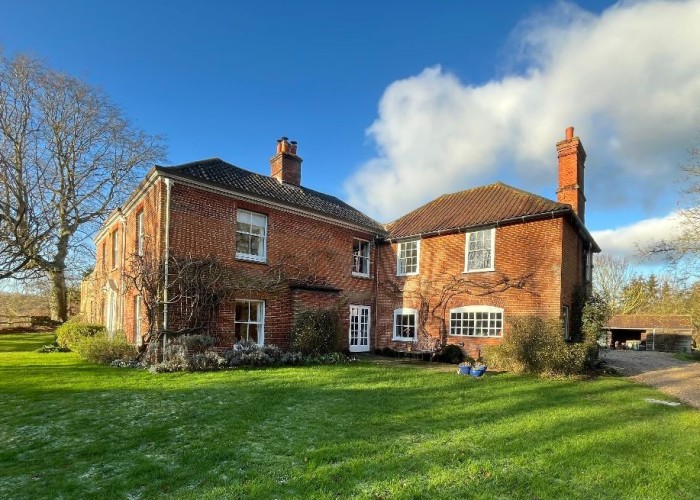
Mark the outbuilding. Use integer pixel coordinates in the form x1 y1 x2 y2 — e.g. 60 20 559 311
605 314 694 352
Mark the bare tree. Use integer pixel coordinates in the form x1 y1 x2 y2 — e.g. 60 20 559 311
648 140 700 279
592 254 638 314
0 52 166 321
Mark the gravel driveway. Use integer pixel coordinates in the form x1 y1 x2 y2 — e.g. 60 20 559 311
601 349 700 408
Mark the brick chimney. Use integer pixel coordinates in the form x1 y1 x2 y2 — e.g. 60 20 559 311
556 126 586 223
270 137 302 186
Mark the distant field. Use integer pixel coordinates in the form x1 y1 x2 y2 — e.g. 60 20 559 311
1 333 699 499
0 292 49 317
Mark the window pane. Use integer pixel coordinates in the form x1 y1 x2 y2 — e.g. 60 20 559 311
250 236 261 256
234 323 247 342
237 234 251 254
249 302 259 322
248 325 259 344
251 213 267 228
237 221 251 233
235 302 249 322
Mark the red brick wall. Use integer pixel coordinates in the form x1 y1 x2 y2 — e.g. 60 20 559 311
165 182 377 349
84 179 165 343
376 218 566 358
560 217 588 334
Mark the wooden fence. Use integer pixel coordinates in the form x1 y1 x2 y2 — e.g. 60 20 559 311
0 315 55 331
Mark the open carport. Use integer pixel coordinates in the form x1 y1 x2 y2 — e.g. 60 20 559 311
605 314 694 352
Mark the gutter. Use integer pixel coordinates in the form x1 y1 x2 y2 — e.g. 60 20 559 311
384 209 571 243
384 208 601 253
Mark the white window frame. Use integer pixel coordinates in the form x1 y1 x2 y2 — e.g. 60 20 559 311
236 209 267 263
134 295 143 346
111 230 119 269
393 308 418 342
348 305 371 352
234 299 265 346
464 228 495 273
352 238 371 277
562 305 571 341
136 211 144 256
449 305 503 337
396 240 420 276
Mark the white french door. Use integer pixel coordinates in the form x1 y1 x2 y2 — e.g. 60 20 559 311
349 305 370 353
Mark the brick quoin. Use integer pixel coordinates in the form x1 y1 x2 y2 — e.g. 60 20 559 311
82 128 598 355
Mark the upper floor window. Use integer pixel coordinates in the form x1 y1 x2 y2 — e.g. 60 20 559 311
397 240 419 276
584 250 593 283
136 211 144 256
465 228 495 272
393 308 418 342
449 305 503 337
236 209 267 262
111 230 119 269
352 239 370 277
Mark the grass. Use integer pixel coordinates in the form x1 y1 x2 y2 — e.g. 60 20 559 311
1 333 699 499
674 351 700 363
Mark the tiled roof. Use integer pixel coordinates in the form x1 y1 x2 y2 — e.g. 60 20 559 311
155 159 385 233
607 314 694 331
387 182 571 239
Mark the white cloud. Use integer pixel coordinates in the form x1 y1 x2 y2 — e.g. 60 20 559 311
345 0 700 221
591 211 683 261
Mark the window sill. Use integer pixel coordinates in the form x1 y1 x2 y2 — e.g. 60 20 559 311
396 272 419 277
462 267 495 274
236 255 267 265
352 272 371 279
392 338 418 343
448 334 502 338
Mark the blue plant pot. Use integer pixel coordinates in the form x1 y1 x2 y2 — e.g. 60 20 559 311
470 366 487 377
458 365 471 375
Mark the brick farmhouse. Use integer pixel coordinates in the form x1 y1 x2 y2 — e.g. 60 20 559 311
81 127 599 356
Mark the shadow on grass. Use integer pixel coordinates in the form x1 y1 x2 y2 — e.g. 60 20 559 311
1 335 699 499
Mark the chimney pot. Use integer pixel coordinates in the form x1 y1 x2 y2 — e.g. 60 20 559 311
566 126 574 140
270 136 302 185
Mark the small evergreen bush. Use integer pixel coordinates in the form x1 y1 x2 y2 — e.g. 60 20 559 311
291 308 343 356
73 333 137 364
437 344 466 364
55 322 106 349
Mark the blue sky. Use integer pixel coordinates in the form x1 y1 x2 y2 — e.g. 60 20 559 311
2 0 700 268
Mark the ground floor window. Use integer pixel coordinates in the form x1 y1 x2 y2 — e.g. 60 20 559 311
449 306 503 337
562 305 570 340
393 308 418 342
134 295 143 346
234 299 265 345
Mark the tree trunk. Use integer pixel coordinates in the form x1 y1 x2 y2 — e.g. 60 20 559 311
48 269 68 322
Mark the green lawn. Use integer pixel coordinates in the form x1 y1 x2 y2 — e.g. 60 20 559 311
1 334 699 499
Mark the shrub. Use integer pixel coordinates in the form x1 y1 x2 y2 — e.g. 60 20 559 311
73 333 137 364
483 317 591 376
437 344 466 364
303 352 353 365
189 351 226 371
36 343 71 353
291 308 343 356
222 340 285 367
55 322 106 349
177 334 216 354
